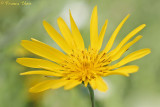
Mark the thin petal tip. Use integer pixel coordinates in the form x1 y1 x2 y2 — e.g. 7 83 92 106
69 10 72 18
16 58 20 63
127 14 130 17
43 20 48 26
123 73 130 77
138 35 143 38
43 20 46 23
20 40 28 45
135 66 139 70
147 49 151 53
69 9 71 14
94 5 97 9
142 24 146 27
98 88 108 92
29 88 37 93
105 19 108 23
29 86 44 93
20 73 25 75
143 48 151 54
57 17 63 21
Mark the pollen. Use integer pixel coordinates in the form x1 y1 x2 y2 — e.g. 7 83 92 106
60 49 111 86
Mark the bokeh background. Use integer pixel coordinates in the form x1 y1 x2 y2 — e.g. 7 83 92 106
0 0 159 107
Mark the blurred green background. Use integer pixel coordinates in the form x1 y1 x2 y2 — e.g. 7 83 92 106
0 0 159 107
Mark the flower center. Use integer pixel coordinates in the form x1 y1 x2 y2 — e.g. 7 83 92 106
61 49 111 83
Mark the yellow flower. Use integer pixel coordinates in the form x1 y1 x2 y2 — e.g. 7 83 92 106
17 6 150 93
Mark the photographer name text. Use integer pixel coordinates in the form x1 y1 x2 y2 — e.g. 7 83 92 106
0 1 32 6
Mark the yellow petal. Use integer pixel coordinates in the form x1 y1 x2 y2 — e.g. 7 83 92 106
70 10 85 50
21 39 66 63
103 14 130 53
29 80 56 93
111 35 142 61
111 24 146 55
96 77 108 92
29 79 69 93
20 70 63 77
90 6 98 49
31 38 67 60
97 20 108 51
51 79 70 89
64 80 82 90
110 48 151 68
89 79 97 89
103 65 139 77
16 58 62 71
57 17 76 49
84 80 89 87
43 20 72 54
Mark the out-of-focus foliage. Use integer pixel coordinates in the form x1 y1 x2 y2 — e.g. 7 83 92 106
0 0 159 107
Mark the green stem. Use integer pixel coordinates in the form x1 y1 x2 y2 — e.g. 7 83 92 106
87 85 95 107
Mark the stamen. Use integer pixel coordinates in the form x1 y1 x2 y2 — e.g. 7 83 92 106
60 49 110 82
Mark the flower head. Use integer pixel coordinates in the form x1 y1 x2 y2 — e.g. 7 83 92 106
17 6 150 93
